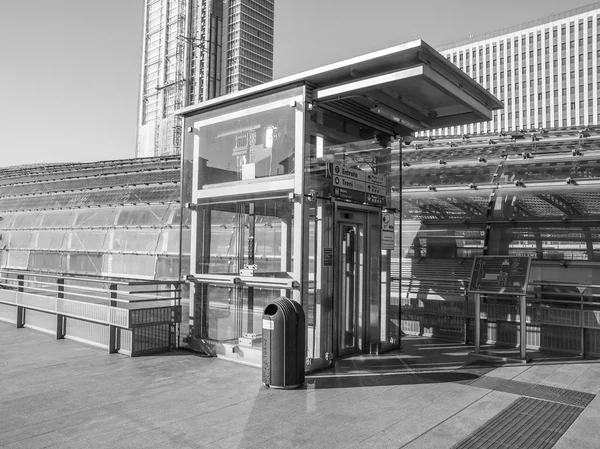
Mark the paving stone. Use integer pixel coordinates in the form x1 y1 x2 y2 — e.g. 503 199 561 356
1 325 597 449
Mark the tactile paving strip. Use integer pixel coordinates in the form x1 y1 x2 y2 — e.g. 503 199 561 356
451 396 582 449
524 384 595 408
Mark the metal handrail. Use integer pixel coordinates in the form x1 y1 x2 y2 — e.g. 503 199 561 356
188 273 297 289
0 279 180 304
529 281 600 289
0 268 183 354
0 268 185 286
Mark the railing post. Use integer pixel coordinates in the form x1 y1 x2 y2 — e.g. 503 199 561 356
170 282 181 349
463 289 469 345
108 284 118 354
580 290 585 358
16 274 25 328
56 278 65 339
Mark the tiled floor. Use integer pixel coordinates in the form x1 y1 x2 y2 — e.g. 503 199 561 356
0 324 598 449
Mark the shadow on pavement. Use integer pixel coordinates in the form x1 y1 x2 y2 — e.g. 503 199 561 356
306 370 483 389
305 336 504 389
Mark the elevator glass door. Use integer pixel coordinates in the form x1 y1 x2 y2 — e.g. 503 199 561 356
336 210 366 356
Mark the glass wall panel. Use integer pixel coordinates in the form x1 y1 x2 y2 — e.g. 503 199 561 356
491 190 600 220
12 212 42 229
196 198 293 275
7 231 34 249
489 224 600 261
66 230 108 251
6 251 29 269
108 229 161 253
402 191 491 221
402 222 486 259
402 162 498 188
104 254 156 277
116 205 169 227
305 107 394 208
39 210 74 228
195 104 296 186
185 88 303 193
66 253 103 275
157 228 182 255
72 208 117 227
170 204 191 226
29 252 63 271
0 212 16 229
202 285 290 341
34 231 67 250
156 255 181 279
498 159 600 183
305 105 401 357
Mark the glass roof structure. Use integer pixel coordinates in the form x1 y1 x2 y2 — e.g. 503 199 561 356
0 156 187 280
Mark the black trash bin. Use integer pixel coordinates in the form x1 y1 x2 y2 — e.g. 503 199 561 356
262 297 305 389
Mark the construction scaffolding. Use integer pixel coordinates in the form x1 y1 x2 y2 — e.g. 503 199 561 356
138 0 196 158
136 0 274 158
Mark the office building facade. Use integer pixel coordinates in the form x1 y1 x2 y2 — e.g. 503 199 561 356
432 2 600 136
137 0 274 158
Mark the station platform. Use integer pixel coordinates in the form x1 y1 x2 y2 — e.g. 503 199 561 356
1 323 599 449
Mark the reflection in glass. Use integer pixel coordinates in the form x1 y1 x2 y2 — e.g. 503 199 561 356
402 223 486 259
305 107 393 208
402 163 497 187
194 197 294 343
340 224 358 352
196 106 296 187
197 198 293 275
490 224 600 261
204 285 288 341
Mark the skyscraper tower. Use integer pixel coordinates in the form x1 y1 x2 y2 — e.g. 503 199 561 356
137 0 275 158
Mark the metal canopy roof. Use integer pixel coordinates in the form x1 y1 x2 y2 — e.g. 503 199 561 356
178 40 503 136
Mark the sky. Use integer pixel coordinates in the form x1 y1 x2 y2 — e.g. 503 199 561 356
0 0 597 168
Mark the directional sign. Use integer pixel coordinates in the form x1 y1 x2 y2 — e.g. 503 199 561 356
333 176 365 192
366 183 386 196
327 162 388 206
332 163 366 181
365 193 386 206
334 187 365 203
366 173 386 186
